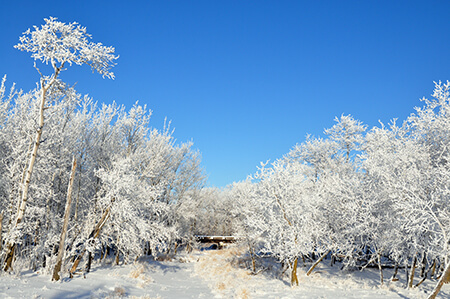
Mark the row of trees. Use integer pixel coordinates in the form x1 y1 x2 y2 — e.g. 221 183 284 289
224 82 450 298
0 17 205 280
2 16 449 299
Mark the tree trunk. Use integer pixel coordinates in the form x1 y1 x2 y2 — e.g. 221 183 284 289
420 252 427 277
291 257 299 286
115 235 120 265
430 259 437 278
247 240 256 274
16 84 48 225
0 211 3 252
405 259 409 289
391 263 399 281
85 251 92 273
3 243 15 271
377 253 384 285
69 201 113 276
115 249 120 265
69 249 86 276
3 72 60 272
415 272 428 288
52 157 77 281
307 250 331 276
427 261 450 299
408 255 417 289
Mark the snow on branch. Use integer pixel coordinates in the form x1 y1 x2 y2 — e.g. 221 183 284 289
14 17 118 79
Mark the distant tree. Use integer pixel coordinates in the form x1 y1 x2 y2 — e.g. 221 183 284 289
324 114 366 161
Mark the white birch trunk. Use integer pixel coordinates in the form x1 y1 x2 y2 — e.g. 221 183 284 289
16 83 47 225
52 157 77 281
4 66 61 272
377 253 384 285
427 261 450 299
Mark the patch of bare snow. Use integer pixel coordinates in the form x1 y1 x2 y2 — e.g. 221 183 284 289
0 257 213 299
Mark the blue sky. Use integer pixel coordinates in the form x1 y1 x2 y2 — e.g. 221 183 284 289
1 1 450 187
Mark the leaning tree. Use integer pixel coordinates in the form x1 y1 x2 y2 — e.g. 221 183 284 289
3 17 118 272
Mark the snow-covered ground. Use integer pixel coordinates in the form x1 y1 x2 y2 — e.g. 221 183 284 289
1 246 449 298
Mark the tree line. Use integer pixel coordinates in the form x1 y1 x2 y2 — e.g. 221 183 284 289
223 83 450 298
0 17 205 281
1 17 450 299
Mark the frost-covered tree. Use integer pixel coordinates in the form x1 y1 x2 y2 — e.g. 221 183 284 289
238 158 319 285
229 180 263 273
324 114 366 161
65 103 205 273
404 82 450 297
3 16 118 271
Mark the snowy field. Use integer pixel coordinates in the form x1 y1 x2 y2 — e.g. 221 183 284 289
1 246 449 299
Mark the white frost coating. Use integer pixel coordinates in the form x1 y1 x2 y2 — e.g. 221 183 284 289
15 16 118 79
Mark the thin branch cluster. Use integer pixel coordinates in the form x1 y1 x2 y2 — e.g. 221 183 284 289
14 17 118 79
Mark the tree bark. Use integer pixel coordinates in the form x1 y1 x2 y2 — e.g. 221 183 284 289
69 201 113 276
115 248 120 265
427 261 450 299
420 252 427 277
391 263 399 281
85 252 92 273
52 157 77 281
248 242 256 274
377 253 384 285
307 250 331 276
0 211 3 252
3 243 16 272
16 79 52 225
408 255 417 289
430 259 437 278
291 257 299 286
405 259 409 289
3 67 61 272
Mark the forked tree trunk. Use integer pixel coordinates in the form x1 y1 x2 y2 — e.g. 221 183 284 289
52 157 77 281
427 261 450 299
307 250 331 276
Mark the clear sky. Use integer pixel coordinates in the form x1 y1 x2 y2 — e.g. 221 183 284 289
1 1 450 187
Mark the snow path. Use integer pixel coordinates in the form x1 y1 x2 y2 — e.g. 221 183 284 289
0 247 450 298
193 246 450 299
